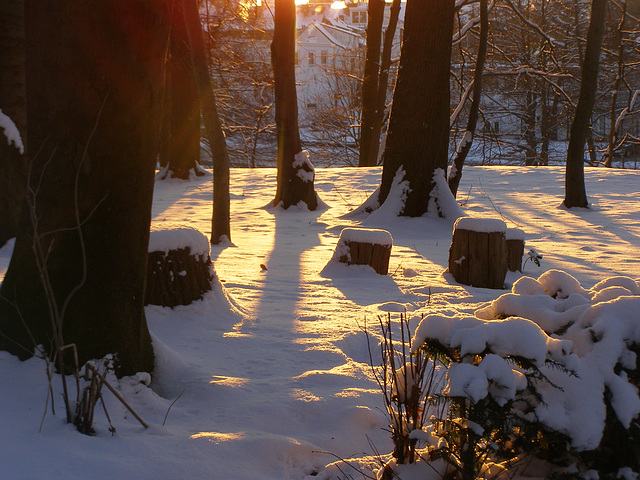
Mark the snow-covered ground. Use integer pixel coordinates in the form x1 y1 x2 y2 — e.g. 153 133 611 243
1 165 639 479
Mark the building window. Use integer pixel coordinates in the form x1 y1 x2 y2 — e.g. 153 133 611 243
351 11 366 23
321 51 327 65
307 103 317 109
308 51 315 65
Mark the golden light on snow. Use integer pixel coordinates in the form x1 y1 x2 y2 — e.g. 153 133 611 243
209 375 249 387
295 0 309 4
190 432 246 443
330 0 347 9
290 388 322 402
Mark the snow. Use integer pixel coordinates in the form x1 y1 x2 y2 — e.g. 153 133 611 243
0 108 24 154
454 216 507 233
1 165 640 479
336 227 393 247
148 226 211 258
292 150 315 183
506 227 526 240
329 227 392 265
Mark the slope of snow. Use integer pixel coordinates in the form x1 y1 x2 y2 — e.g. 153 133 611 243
0 165 639 479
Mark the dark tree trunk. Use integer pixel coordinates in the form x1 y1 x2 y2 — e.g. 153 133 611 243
0 0 27 247
564 0 607 208
367 0 402 167
158 77 171 169
181 0 232 243
358 0 385 167
160 0 203 180
604 0 626 168
0 0 169 376
271 0 317 210
378 0 454 217
540 81 550 166
448 0 488 197
524 88 538 166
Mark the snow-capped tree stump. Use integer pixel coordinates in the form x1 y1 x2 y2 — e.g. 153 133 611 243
506 228 525 273
334 228 393 275
448 217 507 289
145 227 214 307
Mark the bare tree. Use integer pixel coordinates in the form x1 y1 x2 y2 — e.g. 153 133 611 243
204 2 276 168
271 0 317 210
448 0 488 197
159 0 206 180
182 0 232 243
564 0 607 208
358 0 385 167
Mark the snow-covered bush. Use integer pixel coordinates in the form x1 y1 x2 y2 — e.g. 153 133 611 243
408 270 640 478
410 314 572 480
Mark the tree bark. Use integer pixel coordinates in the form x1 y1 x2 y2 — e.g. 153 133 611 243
0 0 169 376
160 0 204 180
0 0 27 247
358 0 385 167
378 0 455 217
181 0 232 243
367 0 402 168
448 0 488 197
564 0 607 208
271 0 317 210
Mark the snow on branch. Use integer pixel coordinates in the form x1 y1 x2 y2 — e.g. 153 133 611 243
614 89 640 133
0 108 24 154
452 0 496 45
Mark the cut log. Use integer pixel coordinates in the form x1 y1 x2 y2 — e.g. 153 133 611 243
506 228 525 272
448 217 507 289
334 228 392 275
145 227 214 307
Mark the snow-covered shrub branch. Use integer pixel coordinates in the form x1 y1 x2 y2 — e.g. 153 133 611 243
365 313 447 467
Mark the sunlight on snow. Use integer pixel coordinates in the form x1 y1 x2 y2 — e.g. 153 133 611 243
209 375 250 388
190 431 246 443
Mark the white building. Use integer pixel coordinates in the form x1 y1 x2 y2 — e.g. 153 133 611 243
295 1 405 119
296 18 364 113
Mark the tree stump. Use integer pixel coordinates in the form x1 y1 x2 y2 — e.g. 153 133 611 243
506 228 525 273
145 227 214 307
448 217 507 289
334 228 393 275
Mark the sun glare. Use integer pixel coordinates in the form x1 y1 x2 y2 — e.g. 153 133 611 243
330 1 347 9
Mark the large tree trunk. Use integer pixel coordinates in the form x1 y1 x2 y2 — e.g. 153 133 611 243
160 0 204 180
0 0 27 247
181 0 231 243
271 0 317 210
358 0 385 167
564 0 607 208
0 0 169 376
448 0 488 197
378 0 454 217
